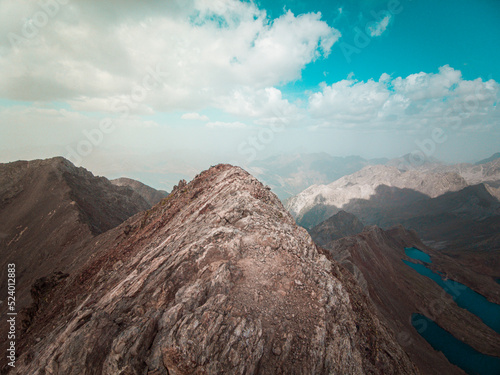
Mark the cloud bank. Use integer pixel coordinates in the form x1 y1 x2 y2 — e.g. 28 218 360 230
0 0 339 113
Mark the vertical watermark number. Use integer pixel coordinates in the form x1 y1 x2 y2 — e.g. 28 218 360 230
6 263 16 368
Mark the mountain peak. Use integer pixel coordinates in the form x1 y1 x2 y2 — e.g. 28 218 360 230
308 210 364 246
111 177 168 206
0 157 152 332
475 152 500 165
11 163 417 374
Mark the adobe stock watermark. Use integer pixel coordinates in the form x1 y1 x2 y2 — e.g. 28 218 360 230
396 265 466 348
65 63 170 165
7 0 69 50
398 82 496 170
6 263 17 368
407 278 467 344
339 0 406 63
236 107 288 164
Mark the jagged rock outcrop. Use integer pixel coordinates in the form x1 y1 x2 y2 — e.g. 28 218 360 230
7 165 418 375
321 225 500 375
309 211 365 247
111 177 168 207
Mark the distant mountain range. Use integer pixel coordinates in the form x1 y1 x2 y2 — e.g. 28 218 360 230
285 164 469 229
475 152 500 165
286 155 500 227
251 152 500 201
245 153 388 200
111 177 168 206
285 153 500 290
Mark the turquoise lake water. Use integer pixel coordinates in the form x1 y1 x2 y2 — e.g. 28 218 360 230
404 247 432 263
402 260 500 334
404 250 500 375
411 314 500 375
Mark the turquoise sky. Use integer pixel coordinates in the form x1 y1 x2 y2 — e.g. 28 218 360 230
261 0 500 83
0 0 499 188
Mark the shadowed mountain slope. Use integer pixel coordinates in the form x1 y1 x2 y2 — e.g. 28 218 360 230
308 210 365 247
0 157 150 313
111 177 168 206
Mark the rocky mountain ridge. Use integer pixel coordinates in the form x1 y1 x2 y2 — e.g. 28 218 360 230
5 164 418 374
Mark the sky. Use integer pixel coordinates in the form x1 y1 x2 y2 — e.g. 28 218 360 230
0 0 499 189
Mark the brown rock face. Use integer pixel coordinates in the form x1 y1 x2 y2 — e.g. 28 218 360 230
111 177 168 207
308 210 365 247
8 165 417 374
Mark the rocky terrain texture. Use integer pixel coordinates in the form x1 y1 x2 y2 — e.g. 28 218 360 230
308 210 365 247
4 164 418 375
0 157 150 314
111 177 168 207
430 158 500 185
314 224 500 375
286 165 468 229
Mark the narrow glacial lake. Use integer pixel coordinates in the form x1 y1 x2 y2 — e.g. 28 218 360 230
405 247 432 263
411 314 500 375
404 248 500 374
403 252 500 333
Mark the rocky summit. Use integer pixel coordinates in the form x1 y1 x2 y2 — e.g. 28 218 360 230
9 164 417 375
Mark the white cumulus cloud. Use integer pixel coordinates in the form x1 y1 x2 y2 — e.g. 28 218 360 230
308 66 500 132
368 15 391 37
0 0 339 113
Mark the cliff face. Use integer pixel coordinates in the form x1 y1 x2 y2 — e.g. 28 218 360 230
318 224 500 375
9 165 417 375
